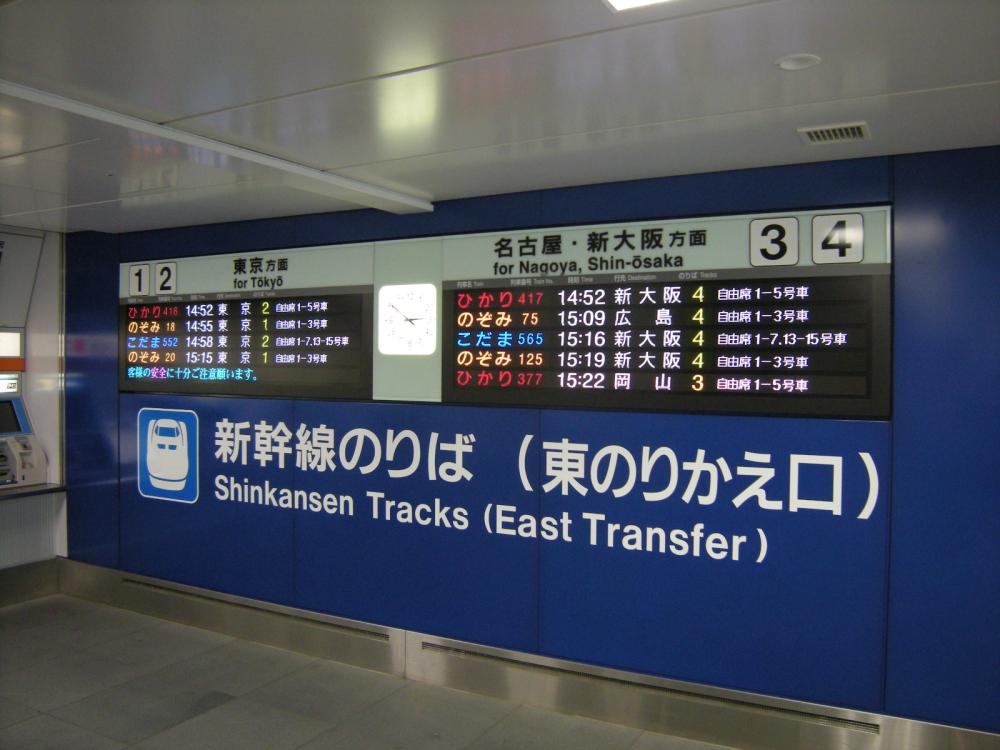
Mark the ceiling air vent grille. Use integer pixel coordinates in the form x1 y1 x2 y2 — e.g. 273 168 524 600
798 122 870 145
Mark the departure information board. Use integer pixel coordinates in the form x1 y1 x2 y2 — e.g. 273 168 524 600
119 292 371 398
118 243 373 399
441 209 891 418
117 208 891 415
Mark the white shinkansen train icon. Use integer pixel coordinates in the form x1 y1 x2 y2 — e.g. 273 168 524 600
146 418 189 490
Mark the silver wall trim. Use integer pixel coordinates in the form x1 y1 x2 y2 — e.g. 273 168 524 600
414 639 880 732
0 557 58 606
406 632 1000 749
42 559 1000 750
54 558 405 675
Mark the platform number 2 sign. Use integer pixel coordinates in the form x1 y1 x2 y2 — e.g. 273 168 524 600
750 213 864 267
128 263 177 296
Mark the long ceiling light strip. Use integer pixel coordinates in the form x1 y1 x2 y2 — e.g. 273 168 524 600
0 79 433 214
605 0 677 10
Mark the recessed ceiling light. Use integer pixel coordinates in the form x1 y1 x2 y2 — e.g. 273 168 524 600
605 0 678 10
776 53 822 71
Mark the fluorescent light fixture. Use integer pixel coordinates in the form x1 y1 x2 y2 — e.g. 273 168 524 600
777 53 822 71
605 0 677 10
0 79 433 215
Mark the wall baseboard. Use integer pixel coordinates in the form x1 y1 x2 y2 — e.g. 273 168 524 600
1 558 994 750
0 558 58 606
54 557 403 675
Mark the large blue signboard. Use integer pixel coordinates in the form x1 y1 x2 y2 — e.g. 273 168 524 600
119 394 888 709
71 153 1000 734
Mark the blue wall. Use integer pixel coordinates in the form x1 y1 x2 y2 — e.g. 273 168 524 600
65 230 121 567
886 148 1000 731
65 149 1000 733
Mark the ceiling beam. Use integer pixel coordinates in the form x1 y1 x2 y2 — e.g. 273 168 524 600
0 79 434 215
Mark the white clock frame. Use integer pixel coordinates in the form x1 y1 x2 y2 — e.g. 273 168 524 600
377 283 438 355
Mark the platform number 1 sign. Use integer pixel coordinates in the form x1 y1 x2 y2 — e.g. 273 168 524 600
128 264 150 296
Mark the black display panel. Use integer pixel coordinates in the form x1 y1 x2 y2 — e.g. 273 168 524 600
119 292 372 399
442 274 891 418
0 400 21 433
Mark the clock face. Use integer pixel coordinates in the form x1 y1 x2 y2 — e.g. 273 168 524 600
377 283 438 355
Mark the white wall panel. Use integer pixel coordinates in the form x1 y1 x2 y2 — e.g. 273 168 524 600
23 230 63 483
0 493 65 569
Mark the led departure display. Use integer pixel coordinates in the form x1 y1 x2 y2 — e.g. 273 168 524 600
442 273 890 417
119 291 372 399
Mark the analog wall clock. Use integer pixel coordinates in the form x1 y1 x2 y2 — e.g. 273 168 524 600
377 283 437 355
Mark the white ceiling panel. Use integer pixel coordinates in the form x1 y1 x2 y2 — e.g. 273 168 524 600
0 0 998 234
0 0 767 121
0 121 269 201
171 0 1000 170
335 82 1000 202
0 182 68 226
0 95 105 158
0 106 360 231
2 181 357 234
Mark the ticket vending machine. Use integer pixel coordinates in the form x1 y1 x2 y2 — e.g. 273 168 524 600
0 329 48 489
0 232 50 490
0 384 48 488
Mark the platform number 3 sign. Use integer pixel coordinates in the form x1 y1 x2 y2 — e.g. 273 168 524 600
750 213 863 267
750 217 799 266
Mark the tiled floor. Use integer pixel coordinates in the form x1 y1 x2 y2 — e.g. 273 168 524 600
0 595 732 750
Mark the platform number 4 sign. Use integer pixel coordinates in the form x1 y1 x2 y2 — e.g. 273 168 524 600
750 217 799 266
812 214 863 264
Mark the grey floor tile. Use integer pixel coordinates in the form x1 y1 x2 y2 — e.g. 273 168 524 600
0 599 159 657
298 681 515 750
84 619 233 671
132 696 329 750
0 714 124 750
247 659 406 725
50 682 234 743
0 595 102 632
0 696 37 729
2 597 743 750
0 596 99 643
0 594 145 630
125 639 316 698
467 705 641 750
0 635 81 678
46 606 162 650
630 731 742 750
0 647 155 710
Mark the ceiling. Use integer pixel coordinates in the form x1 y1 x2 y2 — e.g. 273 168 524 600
1 0 998 234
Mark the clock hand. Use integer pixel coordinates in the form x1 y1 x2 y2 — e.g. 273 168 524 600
390 304 417 325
